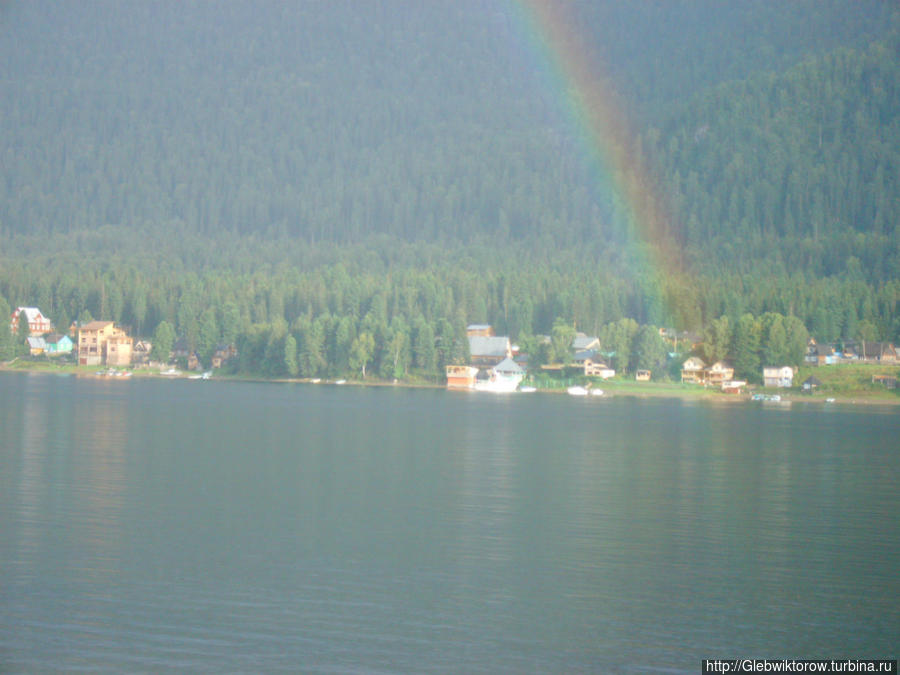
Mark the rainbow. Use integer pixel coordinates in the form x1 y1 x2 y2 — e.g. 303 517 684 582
511 1 688 325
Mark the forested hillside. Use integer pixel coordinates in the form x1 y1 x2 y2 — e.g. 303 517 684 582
1 1 899 380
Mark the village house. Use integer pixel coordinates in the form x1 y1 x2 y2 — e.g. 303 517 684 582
681 357 734 386
763 366 795 388
584 358 615 379
859 342 898 364
681 356 706 384
77 321 133 366
468 334 512 367
635 370 651 381
10 307 53 336
132 339 153 366
706 361 734 386
26 336 47 356
45 333 73 355
211 343 237 369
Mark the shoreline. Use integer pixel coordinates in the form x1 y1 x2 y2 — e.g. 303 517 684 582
3 361 899 408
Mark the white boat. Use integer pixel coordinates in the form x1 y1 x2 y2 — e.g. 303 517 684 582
567 386 588 396
589 388 604 397
334 379 347 385
825 397 836 403
518 386 537 393
160 368 181 376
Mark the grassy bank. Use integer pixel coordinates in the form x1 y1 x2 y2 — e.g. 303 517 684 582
4 358 899 406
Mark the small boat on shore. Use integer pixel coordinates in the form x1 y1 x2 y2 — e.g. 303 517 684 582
567 386 588 396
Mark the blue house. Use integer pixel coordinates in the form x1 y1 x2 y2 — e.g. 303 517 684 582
45 333 74 355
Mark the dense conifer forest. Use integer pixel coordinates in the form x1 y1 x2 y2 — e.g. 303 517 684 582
1 1 898 381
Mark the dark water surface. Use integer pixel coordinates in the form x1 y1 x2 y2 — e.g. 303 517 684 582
1 373 898 672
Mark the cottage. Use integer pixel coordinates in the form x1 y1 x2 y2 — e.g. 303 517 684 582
26 336 47 355
45 333 73 355
635 370 651 381
763 366 795 388
10 307 53 336
681 356 706 384
584 359 615 379
212 343 237 369
706 361 734 385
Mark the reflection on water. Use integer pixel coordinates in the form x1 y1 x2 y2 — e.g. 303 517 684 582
1 375 898 672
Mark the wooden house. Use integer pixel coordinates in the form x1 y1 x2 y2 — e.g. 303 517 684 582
26 336 47 355
860 342 898 364
635 370 651 381
706 361 734 385
10 307 53 336
680 357 706 384
212 344 237 369
45 333 73 355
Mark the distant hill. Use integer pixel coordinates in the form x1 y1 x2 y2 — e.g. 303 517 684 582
1 0 896 261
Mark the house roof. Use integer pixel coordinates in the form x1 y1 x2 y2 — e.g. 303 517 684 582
46 333 66 344
467 324 491 331
572 335 600 351
14 307 45 322
861 342 896 357
79 320 114 331
494 357 524 375
682 356 706 369
26 336 46 348
573 349 598 362
468 336 510 357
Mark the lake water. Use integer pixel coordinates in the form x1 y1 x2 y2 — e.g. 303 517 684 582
1 372 898 672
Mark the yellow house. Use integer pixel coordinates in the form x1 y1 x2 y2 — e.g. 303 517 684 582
78 321 133 366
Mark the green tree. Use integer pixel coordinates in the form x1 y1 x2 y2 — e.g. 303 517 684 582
349 331 375 377
284 333 298 376
197 307 219 367
16 309 31 357
760 313 789 365
702 316 731 363
0 296 14 360
630 325 667 375
413 318 437 373
731 313 761 381
550 318 576 364
151 320 175 364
